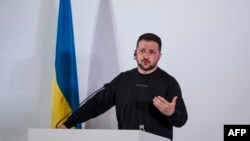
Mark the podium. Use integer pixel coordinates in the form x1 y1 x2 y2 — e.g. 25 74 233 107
28 128 171 141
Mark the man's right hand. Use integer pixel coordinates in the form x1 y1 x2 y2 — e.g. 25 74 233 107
57 124 67 129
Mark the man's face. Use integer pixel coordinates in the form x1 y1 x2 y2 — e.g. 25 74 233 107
135 40 162 74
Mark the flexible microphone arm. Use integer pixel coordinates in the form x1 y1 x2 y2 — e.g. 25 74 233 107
55 84 108 128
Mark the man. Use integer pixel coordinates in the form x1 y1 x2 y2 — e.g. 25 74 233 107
57 33 188 140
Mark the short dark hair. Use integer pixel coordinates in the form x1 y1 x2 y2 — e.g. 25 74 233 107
136 33 162 52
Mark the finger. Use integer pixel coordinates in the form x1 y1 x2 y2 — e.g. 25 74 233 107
153 97 163 109
171 96 178 105
156 96 168 104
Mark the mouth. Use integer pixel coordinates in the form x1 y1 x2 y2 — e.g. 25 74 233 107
142 59 150 65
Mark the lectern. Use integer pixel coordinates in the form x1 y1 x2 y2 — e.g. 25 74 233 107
28 128 171 141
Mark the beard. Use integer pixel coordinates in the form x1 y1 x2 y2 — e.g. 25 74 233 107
137 59 158 72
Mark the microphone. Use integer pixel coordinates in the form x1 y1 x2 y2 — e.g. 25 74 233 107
55 83 109 128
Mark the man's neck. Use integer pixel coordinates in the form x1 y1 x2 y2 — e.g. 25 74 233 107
137 66 158 75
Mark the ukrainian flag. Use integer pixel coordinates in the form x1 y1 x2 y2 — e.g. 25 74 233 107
51 0 81 129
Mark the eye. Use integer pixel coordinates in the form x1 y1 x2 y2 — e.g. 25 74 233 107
149 50 156 54
138 49 146 54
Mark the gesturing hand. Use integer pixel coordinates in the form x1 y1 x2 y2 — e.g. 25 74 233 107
153 96 178 116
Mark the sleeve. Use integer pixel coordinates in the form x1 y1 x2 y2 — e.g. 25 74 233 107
166 78 188 127
63 80 118 128
167 97 188 127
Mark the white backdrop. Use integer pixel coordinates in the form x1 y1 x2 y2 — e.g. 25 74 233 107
0 0 250 141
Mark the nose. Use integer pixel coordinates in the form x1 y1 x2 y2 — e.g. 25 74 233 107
142 51 150 58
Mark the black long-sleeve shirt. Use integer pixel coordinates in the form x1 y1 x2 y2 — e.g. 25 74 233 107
64 67 188 140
